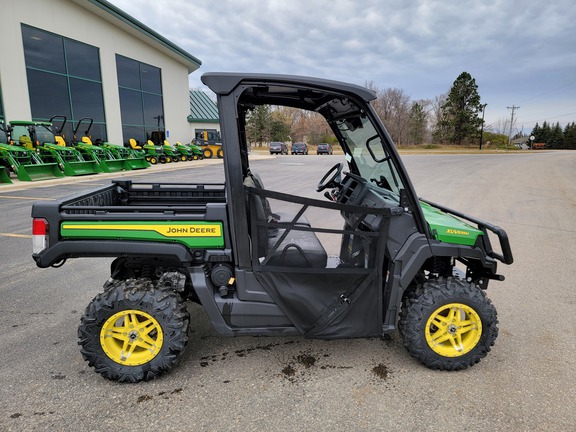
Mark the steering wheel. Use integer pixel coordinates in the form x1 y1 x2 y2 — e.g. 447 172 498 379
317 162 344 192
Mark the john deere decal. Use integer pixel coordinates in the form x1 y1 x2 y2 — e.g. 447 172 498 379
60 221 224 248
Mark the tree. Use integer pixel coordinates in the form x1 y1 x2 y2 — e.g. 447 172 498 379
407 101 428 145
246 105 271 146
366 81 413 145
269 109 291 142
564 122 576 149
430 94 448 144
435 72 484 145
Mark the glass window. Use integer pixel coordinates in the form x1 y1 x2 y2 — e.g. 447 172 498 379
122 125 146 145
21 25 107 141
119 88 144 125
27 70 71 120
0 85 4 121
141 63 162 94
143 93 164 128
70 78 105 122
21 25 66 74
65 39 101 81
116 55 164 144
116 55 141 90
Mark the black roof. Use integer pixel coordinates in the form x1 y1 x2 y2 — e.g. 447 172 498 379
201 72 377 111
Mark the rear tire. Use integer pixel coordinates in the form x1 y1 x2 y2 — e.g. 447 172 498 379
216 148 223 158
78 278 189 382
398 277 498 370
202 148 213 159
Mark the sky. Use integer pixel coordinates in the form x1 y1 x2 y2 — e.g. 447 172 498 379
108 0 576 135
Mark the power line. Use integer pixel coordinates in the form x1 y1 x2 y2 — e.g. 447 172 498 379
516 111 576 126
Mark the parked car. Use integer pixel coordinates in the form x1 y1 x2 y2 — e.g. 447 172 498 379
269 141 288 155
291 142 308 155
316 143 333 155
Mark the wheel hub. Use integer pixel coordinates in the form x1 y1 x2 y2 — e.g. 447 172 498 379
425 303 482 358
100 310 164 366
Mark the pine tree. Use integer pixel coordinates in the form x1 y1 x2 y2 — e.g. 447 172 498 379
246 105 271 147
407 102 427 145
564 122 576 149
549 122 564 149
435 72 484 145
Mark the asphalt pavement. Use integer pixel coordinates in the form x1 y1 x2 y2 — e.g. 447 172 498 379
1 151 575 431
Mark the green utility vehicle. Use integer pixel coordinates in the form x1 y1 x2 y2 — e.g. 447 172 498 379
31 73 513 383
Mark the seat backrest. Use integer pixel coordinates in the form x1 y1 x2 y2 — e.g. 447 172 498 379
54 136 66 147
81 136 93 145
129 138 141 150
19 135 33 148
248 173 279 221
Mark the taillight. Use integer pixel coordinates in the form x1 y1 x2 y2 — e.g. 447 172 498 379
32 218 49 254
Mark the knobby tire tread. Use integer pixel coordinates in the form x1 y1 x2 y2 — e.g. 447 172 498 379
398 277 498 371
78 278 190 382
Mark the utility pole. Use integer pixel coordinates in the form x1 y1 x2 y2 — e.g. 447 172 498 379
479 103 487 150
507 105 519 147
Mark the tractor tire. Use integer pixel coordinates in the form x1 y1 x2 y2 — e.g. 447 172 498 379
78 278 190 383
398 277 498 371
149 157 158 165
202 148 213 159
159 156 167 164
217 148 224 158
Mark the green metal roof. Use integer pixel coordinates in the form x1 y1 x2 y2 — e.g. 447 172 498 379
75 0 201 72
188 91 219 123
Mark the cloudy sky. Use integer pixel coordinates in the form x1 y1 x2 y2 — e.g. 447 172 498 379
108 0 576 134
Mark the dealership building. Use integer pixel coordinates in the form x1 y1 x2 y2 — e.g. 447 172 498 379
0 0 217 146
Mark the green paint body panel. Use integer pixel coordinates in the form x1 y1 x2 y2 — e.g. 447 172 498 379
420 201 483 246
60 221 225 248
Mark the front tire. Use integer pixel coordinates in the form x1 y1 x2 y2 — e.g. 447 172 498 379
78 278 189 382
398 277 498 370
202 148 213 159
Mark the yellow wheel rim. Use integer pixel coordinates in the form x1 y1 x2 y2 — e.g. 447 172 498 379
425 303 482 357
100 310 164 366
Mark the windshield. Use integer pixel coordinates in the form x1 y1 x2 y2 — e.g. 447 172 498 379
336 114 405 202
36 125 56 144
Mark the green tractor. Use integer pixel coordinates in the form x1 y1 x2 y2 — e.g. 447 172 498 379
69 118 132 173
163 140 198 161
129 139 168 164
96 134 149 170
99 139 149 170
150 130 196 162
183 141 203 160
0 121 64 183
10 116 101 176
